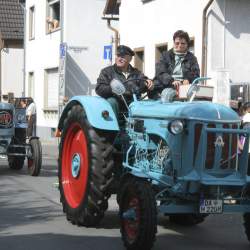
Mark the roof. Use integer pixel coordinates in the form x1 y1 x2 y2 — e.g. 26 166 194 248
103 0 120 18
0 0 24 41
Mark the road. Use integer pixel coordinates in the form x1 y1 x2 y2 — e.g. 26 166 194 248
0 154 250 250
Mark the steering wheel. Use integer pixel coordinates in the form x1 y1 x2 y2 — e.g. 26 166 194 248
126 78 151 101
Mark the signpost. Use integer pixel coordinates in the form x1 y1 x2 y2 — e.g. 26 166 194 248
58 42 67 116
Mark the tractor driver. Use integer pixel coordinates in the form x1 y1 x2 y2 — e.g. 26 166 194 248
153 30 200 95
95 45 154 117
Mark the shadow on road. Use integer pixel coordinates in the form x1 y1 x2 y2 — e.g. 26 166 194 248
97 210 120 229
0 190 62 233
0 233 123 250
0 158 58 177
0 229 249 250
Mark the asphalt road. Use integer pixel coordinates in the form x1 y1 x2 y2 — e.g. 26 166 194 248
0 155 250 250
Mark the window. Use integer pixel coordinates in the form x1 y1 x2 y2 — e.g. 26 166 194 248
46 0 60 33
44 68 59 110
29 6 35 39
155 43 168 63
134 47 145 73
189 38 195 54
28 72 35 98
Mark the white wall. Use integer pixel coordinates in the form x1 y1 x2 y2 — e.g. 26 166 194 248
119 0 208 78
1 48 23 97
224 0 250 83
64 0 115 91
25 0 117 139
207 0 250 83
26 0 61 137
119 0 250 85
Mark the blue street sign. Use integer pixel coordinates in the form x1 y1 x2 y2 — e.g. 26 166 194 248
60 43 67 58
103 45 112 60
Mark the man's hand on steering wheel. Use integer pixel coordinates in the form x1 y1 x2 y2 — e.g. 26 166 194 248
145 79 154 90
172 80 182 88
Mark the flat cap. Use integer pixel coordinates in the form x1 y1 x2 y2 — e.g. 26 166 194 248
117 45 135 57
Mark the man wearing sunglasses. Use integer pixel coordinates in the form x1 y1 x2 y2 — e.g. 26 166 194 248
154 30 200 93
96 45 153 116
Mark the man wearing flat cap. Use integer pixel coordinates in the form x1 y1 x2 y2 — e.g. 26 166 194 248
96 45 154 116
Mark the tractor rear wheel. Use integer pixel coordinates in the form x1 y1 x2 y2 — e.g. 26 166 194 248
119 176 157 250
169 214 206 226
58 105 114 227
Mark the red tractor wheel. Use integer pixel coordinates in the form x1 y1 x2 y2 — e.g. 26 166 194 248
119 176 157 250
59 105 114 226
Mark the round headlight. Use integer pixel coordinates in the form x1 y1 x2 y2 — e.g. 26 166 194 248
169 120 184 135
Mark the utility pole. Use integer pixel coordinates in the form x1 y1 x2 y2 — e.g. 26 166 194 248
0 33 4 102
19 0 26 97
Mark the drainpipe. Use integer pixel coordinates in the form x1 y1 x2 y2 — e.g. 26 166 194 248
107 19 120 58
60 0 64 44
20 2 26 97
201 0 215 77
0 33 4 102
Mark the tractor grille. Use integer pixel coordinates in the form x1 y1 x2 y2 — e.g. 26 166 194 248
193 123 238 170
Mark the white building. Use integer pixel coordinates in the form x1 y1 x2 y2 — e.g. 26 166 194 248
105 0 250 103
0 0 24 100
25 0 114 140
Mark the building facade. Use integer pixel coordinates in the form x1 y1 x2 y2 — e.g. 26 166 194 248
0 0 24 100
106 0 250 103
25 0 114 140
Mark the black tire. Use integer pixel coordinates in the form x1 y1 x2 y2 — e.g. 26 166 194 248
8 128 26 170
119 176 157 250
27 138 42 176
169 214 206 226
8 157 25 170
243 213 250 242
247 153 250 175
58 105 114 227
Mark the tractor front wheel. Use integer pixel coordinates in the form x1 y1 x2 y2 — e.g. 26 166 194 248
59 105 114 227
119 176 157 250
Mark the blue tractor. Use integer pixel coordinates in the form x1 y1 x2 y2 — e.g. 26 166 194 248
0 98 42 176
57 78 250 250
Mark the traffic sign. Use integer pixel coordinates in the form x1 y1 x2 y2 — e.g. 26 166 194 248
103 45 112 60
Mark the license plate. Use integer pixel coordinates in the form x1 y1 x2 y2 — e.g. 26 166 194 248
199 199 223 214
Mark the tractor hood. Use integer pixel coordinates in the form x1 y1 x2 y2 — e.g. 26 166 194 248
0 102 14 110
130 100 240 122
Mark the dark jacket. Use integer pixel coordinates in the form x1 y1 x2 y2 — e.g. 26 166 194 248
96 64 147 104
154 48 200 93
